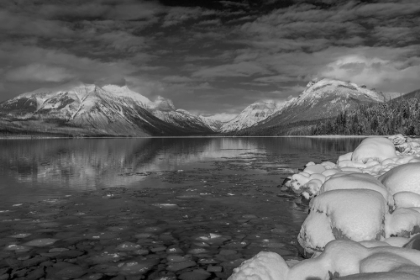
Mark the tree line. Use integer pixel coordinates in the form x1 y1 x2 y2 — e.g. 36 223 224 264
309 97 420 136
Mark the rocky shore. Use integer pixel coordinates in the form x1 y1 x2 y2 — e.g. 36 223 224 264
230 134 420 279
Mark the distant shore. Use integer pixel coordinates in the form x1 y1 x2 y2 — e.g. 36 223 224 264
0 134 386 140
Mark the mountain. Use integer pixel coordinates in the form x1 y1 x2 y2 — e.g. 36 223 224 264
199 115 224 132
394 88 420 100
0 82 209 136
237 78 385 135
149 97 214 133
220 101 281 132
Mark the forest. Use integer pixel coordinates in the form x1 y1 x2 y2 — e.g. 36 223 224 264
308 96 420 136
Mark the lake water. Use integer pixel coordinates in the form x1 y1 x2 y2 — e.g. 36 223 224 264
0 137 364 280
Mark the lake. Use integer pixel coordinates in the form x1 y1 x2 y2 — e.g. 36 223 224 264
0 137 364 280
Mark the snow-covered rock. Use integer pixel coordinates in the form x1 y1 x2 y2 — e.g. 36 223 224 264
320 173 392 205
352 137 397 163
230 240 420 280
228 251 288 280
298 189 387 253
379 163 420 195
385 208 420 238
231 135 420 280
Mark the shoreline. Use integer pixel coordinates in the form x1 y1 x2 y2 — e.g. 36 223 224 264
0 134 390 140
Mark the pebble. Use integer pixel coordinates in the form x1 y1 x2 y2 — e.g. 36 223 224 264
116 242 141 251
179 270 211 280
207 265 223 272
24 238 58 247
166 260 197 271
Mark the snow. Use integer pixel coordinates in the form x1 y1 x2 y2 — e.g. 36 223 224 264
102 84 151 107
230 240 420 280
352 137 397 163
229 251 288 280
230 135 420 280
379 163 420 195
299 189 387 253
296 78 384 106
220 101 283 132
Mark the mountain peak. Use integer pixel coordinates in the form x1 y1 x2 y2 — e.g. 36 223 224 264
299 78 384 103
151 97 176 112
101 84 151 106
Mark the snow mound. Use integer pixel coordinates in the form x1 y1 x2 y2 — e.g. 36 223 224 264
352 137 397 163
320 173 393 205
379 163 420 195
229 251 288 280
298 189 387 253
230 240 420 280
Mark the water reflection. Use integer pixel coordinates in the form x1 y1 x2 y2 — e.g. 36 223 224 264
0 137 364 191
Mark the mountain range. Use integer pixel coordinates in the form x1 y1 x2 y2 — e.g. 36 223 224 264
0 78 393 137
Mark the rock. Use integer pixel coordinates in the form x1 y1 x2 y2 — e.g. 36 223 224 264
116 242 141 251
207 265 223 272
118 259 158 275
166 260 196 271
24 238 58 247
219 249 237 256
179 270 211 280
51 263 87 279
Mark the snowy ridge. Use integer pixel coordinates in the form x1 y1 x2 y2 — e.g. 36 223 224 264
221 101 284 132
199 115 224 132
149 102 214 133
294 78 384 106
0 83 208 136
102 85 151 107
245 78 386 133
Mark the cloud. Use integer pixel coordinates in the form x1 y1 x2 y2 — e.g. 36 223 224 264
98 32 148 53
192 62 272 78
320 46 420 94
162 76 194 83
162 7 215 27
5 64 75 82
253 75 301 83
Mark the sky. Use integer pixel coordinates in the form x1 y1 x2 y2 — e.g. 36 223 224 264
1 0 420 120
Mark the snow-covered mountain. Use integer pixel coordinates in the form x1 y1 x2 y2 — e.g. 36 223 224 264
220 101 282 132
0 82 210 136
199 115 224 132
239 78 385 134
148 97 214 133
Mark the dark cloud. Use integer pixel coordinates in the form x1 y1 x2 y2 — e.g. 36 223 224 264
1 0 420 115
